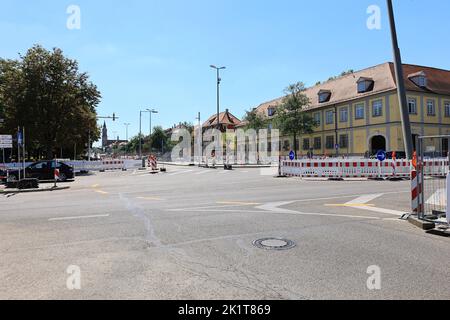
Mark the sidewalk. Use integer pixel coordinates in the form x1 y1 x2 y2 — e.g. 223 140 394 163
0 184 70 194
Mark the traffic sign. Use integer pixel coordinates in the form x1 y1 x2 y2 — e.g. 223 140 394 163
0 135 12 148
289 151 295 161
376 150 386 162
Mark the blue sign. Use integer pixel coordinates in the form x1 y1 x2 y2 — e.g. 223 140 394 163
289 151 295 161
17 131 23 146
376 150 386 162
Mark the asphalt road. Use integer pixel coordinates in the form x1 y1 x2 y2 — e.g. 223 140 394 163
1 165 449 300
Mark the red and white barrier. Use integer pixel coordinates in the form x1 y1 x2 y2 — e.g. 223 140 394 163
148 156 158 171
411 169 423 214
281 159 411 179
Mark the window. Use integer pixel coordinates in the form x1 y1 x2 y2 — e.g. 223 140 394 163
357 78 374 93
427 100 436 116
339 134 349 149
267 107 276 117
318 90 331 103
314 112 321 126
408 98 417 114
314 137 322 150
409 72 427 88
283 140 290 151
355 103 365 120
326 110 334 124
445 102 450 117
372 100 383 117
326 136 335 149
339 107 348 123
303 138 310 151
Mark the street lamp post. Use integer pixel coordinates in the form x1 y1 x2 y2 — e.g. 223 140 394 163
139 110 147 158
147 109 158 154
210 65 226 130
387 0 413 159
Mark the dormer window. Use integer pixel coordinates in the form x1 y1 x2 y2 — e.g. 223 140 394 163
408 71 427 88
267 107 276 117
357 77 374 93
318 90 331 103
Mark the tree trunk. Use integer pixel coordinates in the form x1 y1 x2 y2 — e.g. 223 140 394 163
293 132 297 160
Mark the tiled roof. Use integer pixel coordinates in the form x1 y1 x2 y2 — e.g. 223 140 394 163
254 62 450 116
203 109 241 128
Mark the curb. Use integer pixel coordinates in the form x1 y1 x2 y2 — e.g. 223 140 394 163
0 186 70 194
159 162 273 169
407 215 435 231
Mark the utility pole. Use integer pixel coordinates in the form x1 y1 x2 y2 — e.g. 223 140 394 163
196 112 202 164
210 65 226 130
387 0 414 159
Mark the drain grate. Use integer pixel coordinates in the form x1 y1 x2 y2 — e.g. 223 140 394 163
253 238 296 251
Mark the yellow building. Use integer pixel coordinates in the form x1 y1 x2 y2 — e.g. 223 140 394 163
252 62 450 157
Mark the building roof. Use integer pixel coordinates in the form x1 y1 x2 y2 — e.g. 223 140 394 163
203 109 242 128
253 62 450 116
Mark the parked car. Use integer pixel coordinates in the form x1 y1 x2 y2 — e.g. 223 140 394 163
2 161 74 182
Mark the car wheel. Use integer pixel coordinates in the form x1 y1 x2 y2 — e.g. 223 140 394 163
8 175 18 182
59 173 67 182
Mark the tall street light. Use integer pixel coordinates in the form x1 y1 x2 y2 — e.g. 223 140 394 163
147 108 158 154
387 0 413 159
147 108 159 137
139 110 149 158
210 65 226 130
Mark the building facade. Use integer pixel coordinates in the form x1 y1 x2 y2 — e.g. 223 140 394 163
252 63 450 157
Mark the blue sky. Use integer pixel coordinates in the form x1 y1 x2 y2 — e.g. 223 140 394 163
1 0 449 143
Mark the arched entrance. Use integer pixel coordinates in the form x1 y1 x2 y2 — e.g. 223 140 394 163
370 135 386 155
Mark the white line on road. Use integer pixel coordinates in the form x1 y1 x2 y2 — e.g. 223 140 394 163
194 170 214 175
48 214 110 222
345 194 383 205
168 170 194 176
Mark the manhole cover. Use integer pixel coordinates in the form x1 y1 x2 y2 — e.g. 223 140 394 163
253 238 296 251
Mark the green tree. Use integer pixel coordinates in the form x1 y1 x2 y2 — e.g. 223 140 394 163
0 45 101 159
150 126 169 152
242 108 268 163
243 108 267 131
275 82 316 159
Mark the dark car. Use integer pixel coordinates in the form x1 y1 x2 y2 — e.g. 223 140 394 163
4 161 74 182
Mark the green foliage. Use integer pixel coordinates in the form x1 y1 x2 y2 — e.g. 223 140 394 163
274 82 316 158
243 108 267 131
0 45 101 159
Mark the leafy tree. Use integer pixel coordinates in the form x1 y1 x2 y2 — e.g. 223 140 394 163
275 82 316 159
242 108 268 163
150 126 169 152
243 108 267 131
0 45 101 159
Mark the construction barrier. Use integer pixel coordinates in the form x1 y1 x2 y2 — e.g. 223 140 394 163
148 155 158 171
281 159 420 179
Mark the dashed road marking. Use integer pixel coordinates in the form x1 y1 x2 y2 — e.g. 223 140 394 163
137 196 164 201
49 214 110 222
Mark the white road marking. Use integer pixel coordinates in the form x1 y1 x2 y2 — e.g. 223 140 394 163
194 170 214 175
344 193 406 216
426 189 446 206
49 214 110 222
345 194 383 205
168 170 194 176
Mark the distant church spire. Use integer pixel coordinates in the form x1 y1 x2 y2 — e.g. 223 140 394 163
102 121 108 148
